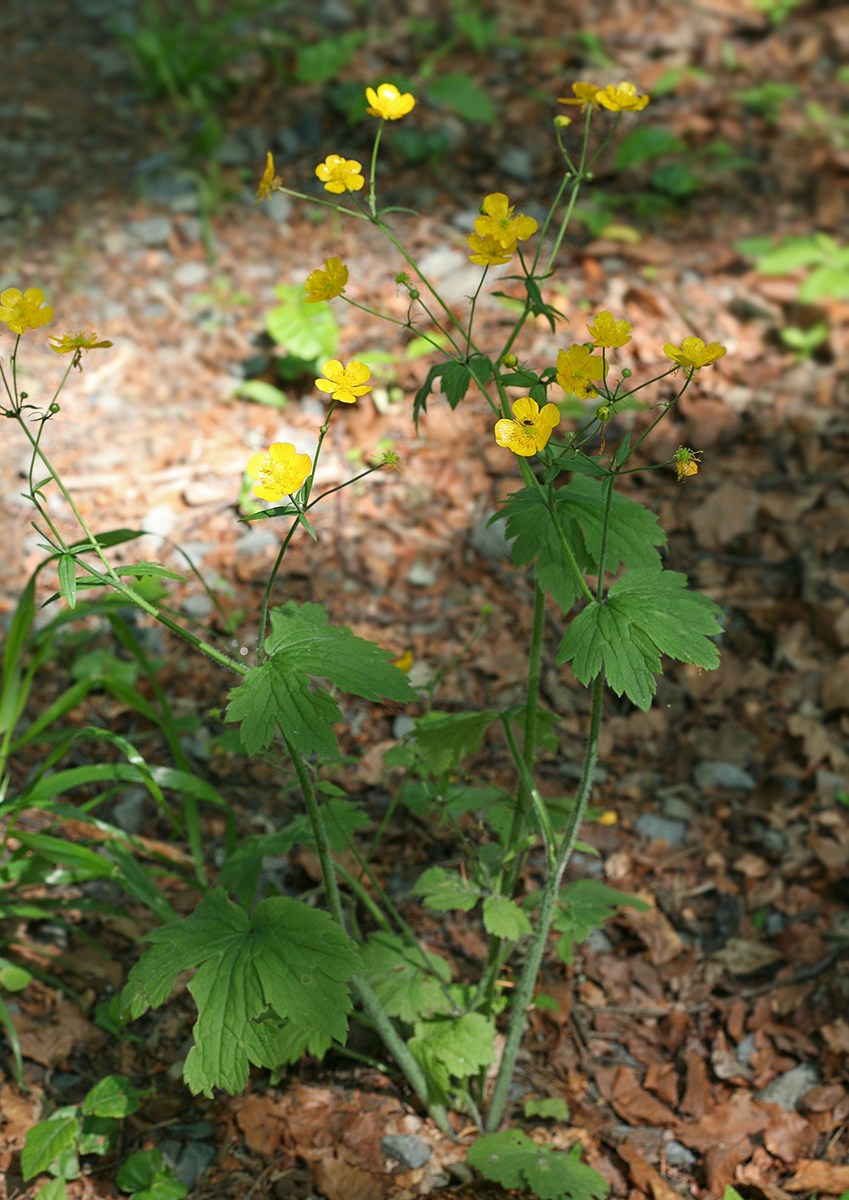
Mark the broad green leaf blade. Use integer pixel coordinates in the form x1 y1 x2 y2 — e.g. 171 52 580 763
81 1075 142 1119
266 285 338 361
524 1097 570 1121
467 1132 609 1200
558 568 723 710
411 866 482 912
235 380 289 409
427 72 496 125
439 361 471 408
555 476 666 574
217 830 301 908
22 1112 80 1180
225 662 342 757
494 488 593 612
409 710 500 776
360 931 453 1023
553 880 649 964
482 894 533 939
121 889 359 1097
409 1013 496 1096
34 1180 68 1200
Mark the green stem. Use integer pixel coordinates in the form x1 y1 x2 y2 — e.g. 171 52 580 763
286 736 452 1136
485 670 604 1132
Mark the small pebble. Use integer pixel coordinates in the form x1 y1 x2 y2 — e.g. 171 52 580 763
694 760 756 790
634 812 687 847
661 795 695 821
407 559 438 588
757 1064 820 1110
173 261 209 288
736 1032 757 1068
126 216 174 247
665 1140 697 1170
381 1134 432 1170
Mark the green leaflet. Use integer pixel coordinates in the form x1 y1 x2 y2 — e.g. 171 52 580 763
492 476 666 613
552 879 649 965
467 1132 609 1200
408 1012 496 1099
225 601 417 757
360 931 453 1023
119 889 360 1096
557 567 724 710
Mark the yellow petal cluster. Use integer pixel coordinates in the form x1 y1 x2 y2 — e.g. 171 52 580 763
315 154 365 194
365 83 415 121
664 337 726 372
474 193 537 250
246 442 312 501
0 287 53 335
672 446 702 482
555 345 608 400
315 359 372 404
467 232 514 267
494 397 560 457
304 257 348 303
586 311 632 349
558 81 649 114
49 331 113 355
255 151 282 205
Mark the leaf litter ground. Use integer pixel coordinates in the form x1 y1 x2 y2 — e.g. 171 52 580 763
0 1 848 1198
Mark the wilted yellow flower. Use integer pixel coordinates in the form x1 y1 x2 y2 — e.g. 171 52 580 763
664 336 726 372
467 231 513 266
304 257 348 303
558 82 601 112
556 344 608 400
246 442 312 501
49 331 113 355
595 82 650 113
587 311 632 348
673 446 701 482
315 154 365 194
474 193 538 250
0 287 53 335
598 810 618 826
379 448 405 473
315 359 372 404
392 648 414 672
494 396 560 457
365 83 415 120
255 151 282 205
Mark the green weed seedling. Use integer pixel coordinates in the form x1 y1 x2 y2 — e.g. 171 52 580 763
3 75 729 1200
21 1075 186 1200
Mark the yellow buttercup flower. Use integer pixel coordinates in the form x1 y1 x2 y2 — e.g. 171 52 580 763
556 344 609 400
599 810 619 826
304 257 348 304
0 287 53 335
663 337 726 372
365 83 415 121
587 311 632 349
246 442 312 501
315 359 372 404
315 154 365 194
673 446 702 482
558 82 601 112
49 331 113 355
595 82 650 113
474 193 538 251
494 396 560 457
255 151 282 205
467 231 514 267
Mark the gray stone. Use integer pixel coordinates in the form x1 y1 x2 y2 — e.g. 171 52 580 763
736 1032 757 1068
141 503 179 543
407 559 438 588
237 526 279 556
765 909 786 936
665 1140 697 1170
634 812 687 846
661 795 695 821
219 133 253 167
694 760 756 790
392 715 417 739
30 185 59 215
417 246 466 279
262 191 293 224
126 216 174 247
172 1140 215 1187
582 927 613 954
182 593 214 620
173 261 209 288
499 146 535 182
468 512 513 561
381 1134 431 1170
757 1064 820 1110
762 829 787 855
112 787 147 834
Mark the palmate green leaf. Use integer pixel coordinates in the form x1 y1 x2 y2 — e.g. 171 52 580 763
411 866 482 912
467 1133 609 1200
482 894 533 940
409 709 500 776
492 488 593 611
266 284 338 361
360 931 453 1023
409 1012 496 1097
553 880 649 965
557 567 723 710
120 888 359 1096
226 601 416 757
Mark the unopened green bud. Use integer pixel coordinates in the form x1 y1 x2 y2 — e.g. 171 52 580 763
596 405 611 423
621 367 632 378
49 403 61 414
554 115 572 128
502 353 518 368
408 289 419 300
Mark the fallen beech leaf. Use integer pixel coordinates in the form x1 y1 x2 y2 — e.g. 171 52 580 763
763 1109 815 1163
235 1094 290 1156
618 1140 682 1200
785 1159 849 1192
821 1019 849 1054
313 1152 385 1200
619 902 684 966
609 1066 681 1129
711 937 783 975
